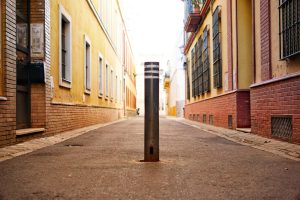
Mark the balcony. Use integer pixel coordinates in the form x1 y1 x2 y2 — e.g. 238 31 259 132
184 0 209 32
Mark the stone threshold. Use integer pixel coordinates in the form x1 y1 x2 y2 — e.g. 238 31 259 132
236 128 251 133
16 128 46 137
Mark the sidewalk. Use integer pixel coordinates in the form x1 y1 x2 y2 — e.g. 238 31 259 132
0 119 125 162
169 117 300 161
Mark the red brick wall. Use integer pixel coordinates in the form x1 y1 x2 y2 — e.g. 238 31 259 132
0 0 17 147
46 104 122 135
260 0 271 81
236 91 251 128
31 84 46 128
251 75 300 144
184 91 251 129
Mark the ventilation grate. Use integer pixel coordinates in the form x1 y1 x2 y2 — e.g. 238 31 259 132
228 115 233 129
209 115 214 125
271 116 292 139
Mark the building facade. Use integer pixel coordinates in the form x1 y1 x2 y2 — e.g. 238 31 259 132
0 0 136 147
183 0 300 143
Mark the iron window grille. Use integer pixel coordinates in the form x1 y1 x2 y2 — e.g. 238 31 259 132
213 6 222 88
271 116 293 140
203 114 207 123
187 59 191 100
279 0 300 59
61 20 67 80
197 36 204 95
209 115 214 125
202 27 210 93
191 48 195 97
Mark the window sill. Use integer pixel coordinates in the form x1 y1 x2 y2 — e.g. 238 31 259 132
59 80 72 89
0 96 8 101
84 89 91 95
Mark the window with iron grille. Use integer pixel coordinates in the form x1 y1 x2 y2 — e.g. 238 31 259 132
198 36 204 95
213 6 222 88
202 27 210 92
187 59 191 100
279 0 300 59
191 48 195 97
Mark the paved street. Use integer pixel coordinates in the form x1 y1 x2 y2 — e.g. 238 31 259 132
0 117 300 200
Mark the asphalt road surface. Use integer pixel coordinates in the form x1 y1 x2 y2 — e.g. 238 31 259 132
0 117 300 200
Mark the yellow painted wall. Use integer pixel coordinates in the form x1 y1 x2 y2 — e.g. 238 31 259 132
0 7 3 96
50 0 129 109
254 0 261 83
186 0 228 103
270 1 300 78
254 1 300 84
237 0 253 89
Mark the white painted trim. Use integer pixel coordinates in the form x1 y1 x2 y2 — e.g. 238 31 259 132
84 34 92 94
98 51 104 97
110 68 114 100
0 96 7 101
105 61 110 98
59 4 72 89
85 0 120 60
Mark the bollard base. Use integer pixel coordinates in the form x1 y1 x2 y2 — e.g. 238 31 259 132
139 159 160 163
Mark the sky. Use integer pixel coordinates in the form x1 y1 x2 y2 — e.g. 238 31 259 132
120 0 184 61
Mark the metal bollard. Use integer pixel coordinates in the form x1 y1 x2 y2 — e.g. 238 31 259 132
144 62 160 162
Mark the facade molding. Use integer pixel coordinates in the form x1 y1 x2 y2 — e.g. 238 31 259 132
250 71 300 88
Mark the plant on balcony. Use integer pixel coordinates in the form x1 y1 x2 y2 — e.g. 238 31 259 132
191 0 202 12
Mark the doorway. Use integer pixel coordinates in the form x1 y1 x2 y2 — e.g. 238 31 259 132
16 0 31 129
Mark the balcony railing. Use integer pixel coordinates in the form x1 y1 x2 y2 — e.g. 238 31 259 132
184 0 204 32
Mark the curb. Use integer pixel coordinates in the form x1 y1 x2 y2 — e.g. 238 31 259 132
170 117 300 162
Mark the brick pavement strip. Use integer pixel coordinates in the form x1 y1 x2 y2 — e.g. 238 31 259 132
0 119 125 162
170 117 300 161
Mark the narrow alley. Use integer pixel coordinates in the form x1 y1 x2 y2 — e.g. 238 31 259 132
0 117 299 200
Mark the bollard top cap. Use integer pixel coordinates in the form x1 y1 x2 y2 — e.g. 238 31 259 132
144 62 159 66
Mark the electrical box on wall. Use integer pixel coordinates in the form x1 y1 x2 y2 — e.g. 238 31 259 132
29 62 45 83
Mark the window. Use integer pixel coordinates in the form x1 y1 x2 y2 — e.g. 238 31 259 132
213 7 222 88
279 0 300 59
120 80 122 101
106 64 109 97
192 35 204 98
202 27 210 93
191 48 195 97
59 5 72 87
84 35 91 92
98 55 103 96
186 59 191 100
115 76 118 101
110 69 113 99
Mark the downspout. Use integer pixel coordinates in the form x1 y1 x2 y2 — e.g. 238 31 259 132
252 0 256 84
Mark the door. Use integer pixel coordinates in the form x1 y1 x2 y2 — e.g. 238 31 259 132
16 0 31 129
